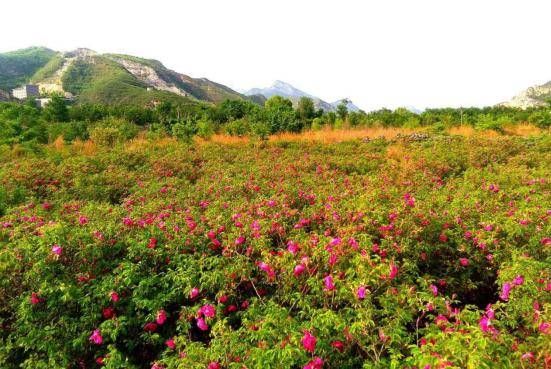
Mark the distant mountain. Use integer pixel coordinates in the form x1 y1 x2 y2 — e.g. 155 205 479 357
500 80 551 109
331 99 360 112
244 80 360 112
0 47 246 106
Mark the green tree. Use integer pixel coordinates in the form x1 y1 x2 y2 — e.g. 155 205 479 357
43 94 69 122
264 96 301 133
336 100 348 121
296 97 316 123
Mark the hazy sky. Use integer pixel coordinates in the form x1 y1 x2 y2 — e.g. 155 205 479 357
2 0 550 110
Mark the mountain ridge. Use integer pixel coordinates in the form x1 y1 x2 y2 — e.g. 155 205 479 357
0 47 246 106
500 80 551 109
244 80 361 112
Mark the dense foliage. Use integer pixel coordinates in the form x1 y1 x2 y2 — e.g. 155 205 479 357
1 96 551 149
0 47 57 91
0 132 549 368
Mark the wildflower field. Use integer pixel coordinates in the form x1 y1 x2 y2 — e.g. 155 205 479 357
0 132 550 369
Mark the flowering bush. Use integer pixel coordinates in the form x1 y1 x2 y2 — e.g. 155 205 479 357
0 134 549 368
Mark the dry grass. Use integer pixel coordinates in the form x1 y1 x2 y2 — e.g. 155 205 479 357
72 139 98 155
202 124 545 145
269 126 427 143
504 123 543 136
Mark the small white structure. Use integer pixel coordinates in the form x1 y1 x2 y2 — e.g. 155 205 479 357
12 85 39 100
36 98 52 108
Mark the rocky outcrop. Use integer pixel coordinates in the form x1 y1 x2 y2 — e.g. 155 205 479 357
110 58 188 97
500 82 551 109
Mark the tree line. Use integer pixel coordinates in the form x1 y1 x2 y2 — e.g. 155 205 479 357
0 94 550 147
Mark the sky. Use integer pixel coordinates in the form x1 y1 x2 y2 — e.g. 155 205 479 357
2 0 550 111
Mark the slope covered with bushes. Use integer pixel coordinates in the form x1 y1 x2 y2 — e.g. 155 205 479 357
0 134 549 369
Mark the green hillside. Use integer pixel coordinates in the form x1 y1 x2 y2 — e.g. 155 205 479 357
106 53 244 103
0 47 245 106
60 55 197 106
0 47 56 90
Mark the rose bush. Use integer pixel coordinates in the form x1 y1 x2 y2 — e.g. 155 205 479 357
0 134 549 368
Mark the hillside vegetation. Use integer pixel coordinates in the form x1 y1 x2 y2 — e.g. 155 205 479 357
0 47 56 90
0 131 549 368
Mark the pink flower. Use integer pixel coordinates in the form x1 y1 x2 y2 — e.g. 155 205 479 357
110 291 120 302
301 330 317 353
430 284 438 296
293 264 306 277
190 287 200 299
329 237 342 247
404 193 415 207
331 340 344 352
539 322 550 334
258 262 276 280
207 362 220 369
459 258 469 267
147 237 158 249
513 275 524 286
102 307 115 319
156 310 167 325
235 235 246 245
200 304 216 318
165 337 176 350
51 244 62 256
388 263 398 279
500 282 512 301
30 292 42 305
287 240 300 254
78 216 88 225
357 286 367 300
479 316 493 333
144 322 158 332
197 317 209 331
521 352 534 361
89 329 103 345
151 363 165 369
303 356 324 369
324 275 335 291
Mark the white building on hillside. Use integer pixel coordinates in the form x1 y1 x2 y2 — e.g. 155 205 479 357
12 85 39 100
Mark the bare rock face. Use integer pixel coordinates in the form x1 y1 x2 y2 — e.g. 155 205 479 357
111 58 188 97
64 48 97 59
501 82 551 109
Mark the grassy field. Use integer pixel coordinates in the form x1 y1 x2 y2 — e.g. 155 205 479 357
0 130 549 368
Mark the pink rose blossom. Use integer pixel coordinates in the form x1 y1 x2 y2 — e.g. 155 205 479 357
89 329 103 345
301 330 317 353
500 282 512 301
324 275 335 291
156 310 167 325
388 263 398 279
303 357 324 369
357 286 367 300
200 304 216 318
197 317 209 331
294 264 306 277
165 337 176 350
513 275 524 286
51 244 62 256
190 287 200 299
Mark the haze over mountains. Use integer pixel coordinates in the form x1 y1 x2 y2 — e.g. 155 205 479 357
244 81 361 112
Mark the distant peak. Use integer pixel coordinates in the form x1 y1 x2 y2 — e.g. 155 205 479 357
65 48 97 58
272 80 292 88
